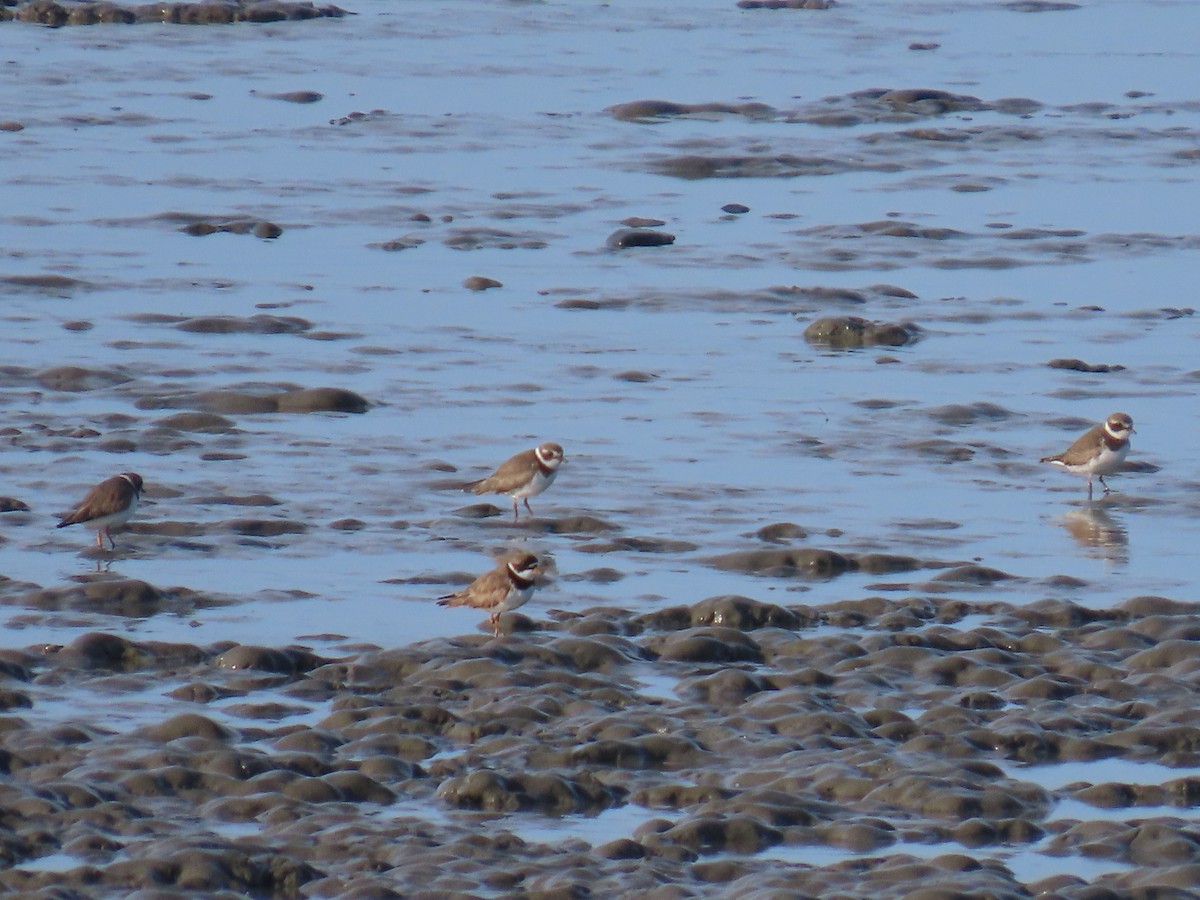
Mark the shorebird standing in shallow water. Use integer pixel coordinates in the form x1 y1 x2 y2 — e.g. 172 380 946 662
1041 413 1134 500
57 472 144 549
465 442 565 521
437 551 542 635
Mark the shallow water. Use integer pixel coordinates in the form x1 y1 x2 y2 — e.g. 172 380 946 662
1004 759 1200 792
4 0 1200 895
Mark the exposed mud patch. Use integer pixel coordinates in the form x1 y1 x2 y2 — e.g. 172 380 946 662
2 591 1200 894
0 0 348 25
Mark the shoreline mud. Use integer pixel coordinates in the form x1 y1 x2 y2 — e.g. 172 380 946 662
3 586 1200 895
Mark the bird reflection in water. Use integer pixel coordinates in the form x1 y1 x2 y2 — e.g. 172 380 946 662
1061 505 1128 565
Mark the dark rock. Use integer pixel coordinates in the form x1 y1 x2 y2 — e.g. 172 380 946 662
274 387 369 413
803 316 922 349
606 228 676 249
1047 358 1125 373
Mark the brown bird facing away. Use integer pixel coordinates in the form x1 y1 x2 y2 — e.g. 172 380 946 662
57 472 144 549
437 551 541 635
466 441 565 521
1040 412 1134 500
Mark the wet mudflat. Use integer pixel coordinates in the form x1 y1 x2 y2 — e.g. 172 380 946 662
3 0 1200 896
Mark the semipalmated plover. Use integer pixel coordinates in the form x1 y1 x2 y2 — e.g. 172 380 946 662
437 551 541 635
1041 413 1134 499
57 472 144 549
466 442 565 521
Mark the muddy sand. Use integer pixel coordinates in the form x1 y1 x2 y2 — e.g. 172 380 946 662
5 585 1200 897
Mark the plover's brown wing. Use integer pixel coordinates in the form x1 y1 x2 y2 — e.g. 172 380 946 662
57 476 130 527
438 565 507 609
1041 424 1104 465
468 448 538 494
